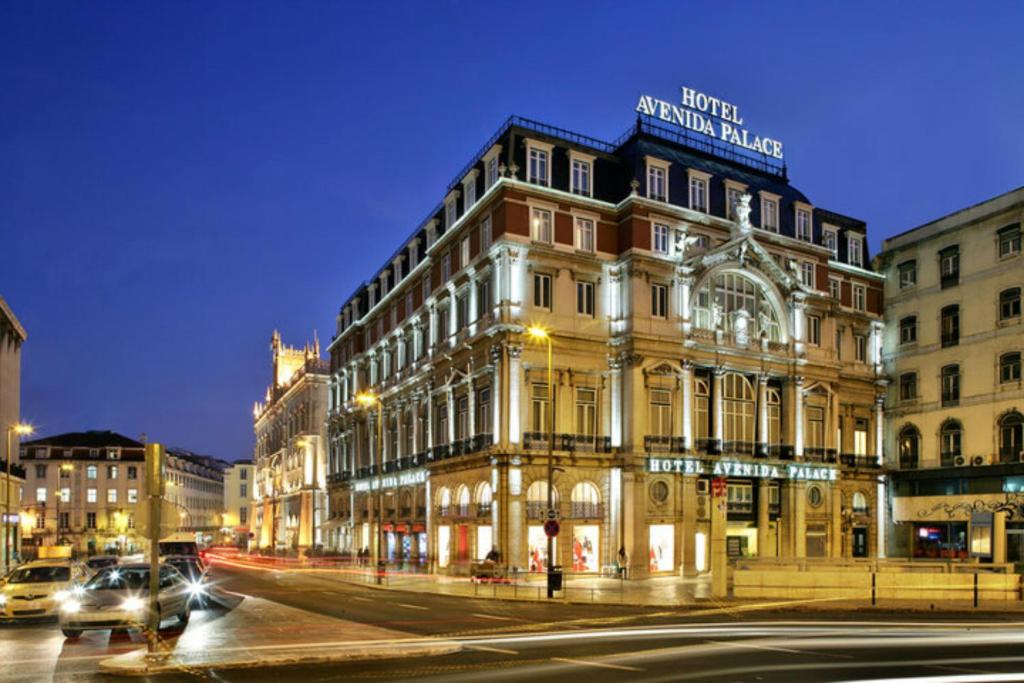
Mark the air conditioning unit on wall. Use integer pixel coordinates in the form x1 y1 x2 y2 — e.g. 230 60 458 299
954 455 968 467
971 455 988 466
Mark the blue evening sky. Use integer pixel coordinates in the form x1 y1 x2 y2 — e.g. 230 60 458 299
2 2 1022 459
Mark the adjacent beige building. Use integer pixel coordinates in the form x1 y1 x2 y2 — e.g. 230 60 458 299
877 186 1024 562
253 331 328 552
164 448 225 536
1 296 27 570
221 460 254 546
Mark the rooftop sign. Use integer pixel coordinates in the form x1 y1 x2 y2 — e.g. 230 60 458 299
636 86 784 161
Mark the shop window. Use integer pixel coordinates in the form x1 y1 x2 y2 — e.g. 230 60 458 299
649 524 674 572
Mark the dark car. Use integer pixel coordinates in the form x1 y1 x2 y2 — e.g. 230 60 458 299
164 556 210 608
85 556 120 571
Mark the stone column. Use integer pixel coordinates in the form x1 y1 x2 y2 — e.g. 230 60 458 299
679 272 694 335
792 294 806 356
831 489 843 558
757 480 772 557
622 470 643 578
446 388 456 445
508 345 522 445
490 345 502 446
757 373 769 457
712 367 725 453
467 375 476 441
682 475 699 575
793 376 805 459
681 361 693 451
609 355 623 448
710 483 727 597
874 394 885 466
794 482 807 558
994 511 1008 564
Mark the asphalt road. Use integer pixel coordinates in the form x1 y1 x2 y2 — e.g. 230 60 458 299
4 561 1024 683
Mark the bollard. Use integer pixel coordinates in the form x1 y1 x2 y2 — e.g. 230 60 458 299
871 573 876 606
974 573 979 608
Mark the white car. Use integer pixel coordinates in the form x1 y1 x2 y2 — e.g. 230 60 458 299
0 560 90 620
58 563 194 638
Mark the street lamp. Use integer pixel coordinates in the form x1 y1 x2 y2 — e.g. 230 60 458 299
5 423 33 572
526 325 557 598
356 391 385 582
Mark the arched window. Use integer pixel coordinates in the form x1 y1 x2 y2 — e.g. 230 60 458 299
898 425 920 469
723 373 755 451
999 412 1023 463
693 378 710 446
940 419 962 466
437 487 451 516
570 482 601 518
766 387 782 449
475 482 493 505
526 480 558 519
852 491 868 514
693 271 783 341
455 485 471 515
940 364 960 406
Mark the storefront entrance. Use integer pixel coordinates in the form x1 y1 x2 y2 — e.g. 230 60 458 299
913 522 967 559
852 527 868 558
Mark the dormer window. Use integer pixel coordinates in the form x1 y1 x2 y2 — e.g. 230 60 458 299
759 192 779 232
445 195 458 229
425 220 438 248
795 206 812 242
408 240 420 269
482 144 502 190
848 235 864 267
687 170 710 213
462 170 478 209
569 151 594 197
645 157 669 202
822 225 838 258
526 140 552 187
724 180 747 220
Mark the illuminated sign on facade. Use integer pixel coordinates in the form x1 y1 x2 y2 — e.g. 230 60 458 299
647 457 837 483
635 85 784 160
353 468 428 492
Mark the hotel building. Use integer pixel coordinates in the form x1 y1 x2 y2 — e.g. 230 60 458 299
877 186 1024 562
325 112 886 577
253 331 328 552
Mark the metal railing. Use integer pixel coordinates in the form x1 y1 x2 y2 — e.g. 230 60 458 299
567 502 604 519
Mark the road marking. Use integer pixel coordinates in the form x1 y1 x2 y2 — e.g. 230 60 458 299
352 596 373 602
396 602 429 611
705 639 810 656
551 657 643 672
473 613 514 621
468 644 519 655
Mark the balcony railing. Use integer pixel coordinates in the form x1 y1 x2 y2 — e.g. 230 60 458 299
1000 448 1023 464
940 451 959 468
803 447 838 464
722 440 756 456
476 503 492 518
567 502 604 519
437 505 450 518
840 454 882 469
525 501 548 519
727 501 753 514
523 432 612 453
899 457 919 470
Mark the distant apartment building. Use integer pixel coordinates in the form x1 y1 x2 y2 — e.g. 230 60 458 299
253 331 328 551
877 186 1024 561
164 447 226 536
1 296 27 570
18 431 147 556
221 459 254 546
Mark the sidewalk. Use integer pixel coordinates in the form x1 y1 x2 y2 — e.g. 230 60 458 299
99 594 461 676
211 554 1024 615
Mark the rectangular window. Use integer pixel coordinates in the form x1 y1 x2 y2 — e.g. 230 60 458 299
531 207 553 244
649 389 672 437
128 488 138 503
941 366 960 406
940 305 960 347
652 223 670 254
60 487 70 503
476 387 491 435
800 261 815 289
855 334 867 363
107 489 117 503
530 383 550 433
87 465 97 480
1000 288 1021 320
940 246 960 288
441 252 451 283
823 227 838 258
456 292 470 330
853 284 866 311
463 178 476 208
107 465 117 479
1001 353 1022 383
437 307 449 345
848 236 863 267
647 164 666 201
86 512 96 529
899 373 918 401
35 464 46 478
571 158 591 196
528 147 549 186
486 156 499 189
128 466 137 480
998 224 1021 258
689 176 707 212
807 315 821 345
445 199 457 229
456 396 469 440
829 278 841 300
533 273 552 310
87 488 97 503
460 236 471 269
405 292 414 319
476 278 490 320
898 261 917 288
480 215 492 250
900 316 917 344
576 281 595 317
761 197 778 231
796 209 811 241
59 512 69 530
240 508 248 525
651 284 668 318
726 187 743 219
574 217 595 253
575 388 597 438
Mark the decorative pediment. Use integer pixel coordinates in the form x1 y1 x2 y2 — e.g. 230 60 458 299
682 232 801 293
644 361 680 377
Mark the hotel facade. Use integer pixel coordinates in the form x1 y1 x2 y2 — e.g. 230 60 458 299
325 109 887 578
877 187 1024 562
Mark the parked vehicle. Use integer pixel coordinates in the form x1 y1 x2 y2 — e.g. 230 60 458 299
58 563 192 638
163 555 210 607
0 560 90 620
85 555 120 571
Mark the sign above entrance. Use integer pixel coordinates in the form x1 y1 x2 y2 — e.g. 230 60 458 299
353 468 428 492
647 457 837 483
635 85 784 160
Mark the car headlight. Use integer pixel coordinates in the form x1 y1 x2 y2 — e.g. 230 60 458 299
121 596 146 612
53 590 70 603
0 594 7 607
72 585 86 598
60 599 81 614
187 581 206 597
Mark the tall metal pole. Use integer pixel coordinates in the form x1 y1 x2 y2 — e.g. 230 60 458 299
4 428 12 573
146 443 164 659
545 336 555 599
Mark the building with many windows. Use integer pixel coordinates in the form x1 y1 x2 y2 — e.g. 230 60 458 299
221 459 254 547
164 447 226 536
325 112 886 579
1 295 28 570
18 431 148 557
253 331 328 552
877 186 1024 562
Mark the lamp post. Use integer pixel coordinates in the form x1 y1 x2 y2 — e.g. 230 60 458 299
356 392 384 582
527 326 556 598
5 423 33 572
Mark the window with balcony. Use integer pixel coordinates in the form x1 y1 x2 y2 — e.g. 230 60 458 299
899 425 920 469
456 396 469 441
941 364 960 406
939 245 960 288
899 316 917 344
476 386 491 436
530 383 550 434
1000 288 1021 321
648 389 672 437
727 483 753 513
575 388 597 440
693 378 710 445
940 419 962 467
940 304 960 347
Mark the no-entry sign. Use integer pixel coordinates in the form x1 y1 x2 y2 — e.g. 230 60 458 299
543 519 560 538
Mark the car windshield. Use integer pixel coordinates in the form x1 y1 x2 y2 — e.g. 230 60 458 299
168 561 200 581
84 567 150 590
7 566 70 583
159 542 198 556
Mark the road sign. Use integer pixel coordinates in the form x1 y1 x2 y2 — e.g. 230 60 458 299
543 519 560 538
711 477 727 498
547 509 557 520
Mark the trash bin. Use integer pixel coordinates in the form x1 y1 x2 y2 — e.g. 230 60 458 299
547 566 563 593
376 560 386 585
